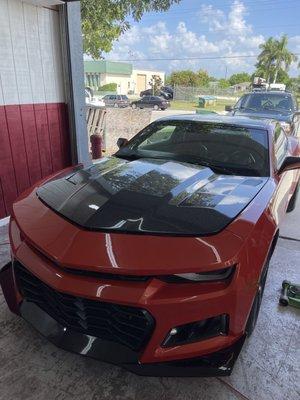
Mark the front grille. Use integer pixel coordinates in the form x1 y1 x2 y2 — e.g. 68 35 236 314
65 267 151 282
14 262 154 352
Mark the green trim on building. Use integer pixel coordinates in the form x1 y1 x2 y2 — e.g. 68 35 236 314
84 60 132 75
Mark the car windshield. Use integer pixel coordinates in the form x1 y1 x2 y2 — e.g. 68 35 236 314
115 121 270 177
238 93 294 113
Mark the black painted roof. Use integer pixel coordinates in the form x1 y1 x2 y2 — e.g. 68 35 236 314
157 113 275 130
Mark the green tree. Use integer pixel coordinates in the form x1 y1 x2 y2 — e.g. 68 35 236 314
228 72 251 86
196 70 210 87
168 70 210 87
148 75 163 95
255 35 298 83
255 37 277 83
289 76 300 95
272 35 298 83
81 0 181 59
168 70 199 86
218 79 230 89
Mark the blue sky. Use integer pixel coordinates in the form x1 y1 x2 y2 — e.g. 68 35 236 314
105 0 300 78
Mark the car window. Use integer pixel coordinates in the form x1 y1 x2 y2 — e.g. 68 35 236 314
116 121 270 177
121 95 128 100
274 124 288 168
243 93 294 112
235 95 248 109
150 97 156 101
139 125 176 146
110 95 116 100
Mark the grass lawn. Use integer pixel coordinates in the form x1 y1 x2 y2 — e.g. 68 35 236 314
170 99 236 113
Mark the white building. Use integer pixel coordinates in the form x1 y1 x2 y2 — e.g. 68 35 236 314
84 61 165 95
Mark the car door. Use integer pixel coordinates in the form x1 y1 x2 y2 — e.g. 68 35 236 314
271 124 297 224
150 96 159 108
292 97 300 137
142 96 151 108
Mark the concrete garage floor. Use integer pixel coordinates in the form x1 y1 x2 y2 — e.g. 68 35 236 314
0 200 299 400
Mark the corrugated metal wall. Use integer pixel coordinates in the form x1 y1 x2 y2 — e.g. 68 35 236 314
0 0 71 218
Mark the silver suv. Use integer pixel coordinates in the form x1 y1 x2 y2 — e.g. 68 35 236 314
102 95 130 108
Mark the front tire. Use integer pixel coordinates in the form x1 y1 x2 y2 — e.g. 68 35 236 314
245 261 269 337
153 105 159 110
287 182 299 213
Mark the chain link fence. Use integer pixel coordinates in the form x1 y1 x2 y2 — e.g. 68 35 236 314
173 85 247 101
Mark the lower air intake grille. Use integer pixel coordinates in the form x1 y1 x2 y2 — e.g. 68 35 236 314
14 262 154 352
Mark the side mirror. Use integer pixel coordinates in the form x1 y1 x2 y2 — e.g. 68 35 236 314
117 137 128 149
225 105 233 112
278 156 300 174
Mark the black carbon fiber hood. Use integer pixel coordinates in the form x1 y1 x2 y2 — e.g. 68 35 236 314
37 157 267 235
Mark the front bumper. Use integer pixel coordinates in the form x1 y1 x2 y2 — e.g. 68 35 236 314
0 261 246 377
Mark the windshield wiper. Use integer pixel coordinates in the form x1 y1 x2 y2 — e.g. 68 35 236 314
188 158 234 175
203 163 234 175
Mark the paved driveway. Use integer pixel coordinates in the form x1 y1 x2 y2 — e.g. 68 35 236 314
0 197 299 400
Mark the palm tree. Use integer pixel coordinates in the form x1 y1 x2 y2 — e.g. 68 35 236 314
256 35 298 84
272 35 298 83
256 37 277 83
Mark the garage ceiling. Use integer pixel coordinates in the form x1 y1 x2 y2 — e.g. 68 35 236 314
20 0 74 6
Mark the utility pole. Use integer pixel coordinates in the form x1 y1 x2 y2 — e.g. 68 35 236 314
225 66 228 80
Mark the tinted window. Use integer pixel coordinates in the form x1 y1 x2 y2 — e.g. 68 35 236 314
140 125 176 145
241 93 294 112
274 125 288 167
121 95 128 100
116 121 270 177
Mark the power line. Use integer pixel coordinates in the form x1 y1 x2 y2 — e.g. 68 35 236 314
143 0 300 15
139 0 300 22
111 53 300 62
129 22 299 38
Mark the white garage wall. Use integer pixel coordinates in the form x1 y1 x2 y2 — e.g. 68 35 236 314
0 0 65 106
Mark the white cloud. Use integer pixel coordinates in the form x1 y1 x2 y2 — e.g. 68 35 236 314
289 35 300 53
287 36 300 75
105 1 298 77
200 0 251 36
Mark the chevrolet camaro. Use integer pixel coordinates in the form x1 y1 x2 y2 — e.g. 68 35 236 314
1 115 300 377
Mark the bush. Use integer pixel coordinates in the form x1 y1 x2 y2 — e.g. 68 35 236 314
98 83 117 91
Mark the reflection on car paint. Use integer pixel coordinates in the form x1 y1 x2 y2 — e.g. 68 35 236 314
37 157 268 235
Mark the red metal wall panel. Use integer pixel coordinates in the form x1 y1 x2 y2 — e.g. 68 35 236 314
0 107 19 216
20 105 42 185
5 105 31 194
0 103 71 218
34 104 54 177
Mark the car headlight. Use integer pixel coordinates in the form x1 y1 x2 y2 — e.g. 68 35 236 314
160 266 235 283
280 122 291 134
